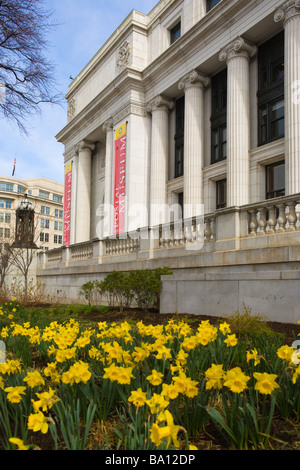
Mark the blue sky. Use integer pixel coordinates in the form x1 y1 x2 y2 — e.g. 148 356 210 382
0 0 158 184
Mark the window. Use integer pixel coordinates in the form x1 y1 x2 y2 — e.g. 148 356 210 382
18 186 25 193
266 161 285 199
170 22 181 44
40 218 50 229
4 228 10 239
40 233 44 242
178 192 184 219
174 96 185 178
211 69 227 163
54 221 63 231
55 209 63 218
0 183 13 191
54 234 62 244
216 179 227 209
5 213 10 224
0 199 12 209
257 32 284 146
53 194 62 203
39 190 49 199
207 0 221 12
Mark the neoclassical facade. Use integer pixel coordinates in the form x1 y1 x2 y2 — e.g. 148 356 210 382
37 0 300 323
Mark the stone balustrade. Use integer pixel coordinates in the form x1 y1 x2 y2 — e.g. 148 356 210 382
37 193 300 270
70 242 93 261
246 194 300 236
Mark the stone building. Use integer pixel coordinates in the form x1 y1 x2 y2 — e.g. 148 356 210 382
37 0 300 323
0 176 64 251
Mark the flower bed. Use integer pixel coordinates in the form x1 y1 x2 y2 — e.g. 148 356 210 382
0 300 299 450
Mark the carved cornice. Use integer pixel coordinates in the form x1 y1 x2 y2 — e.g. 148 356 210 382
178 70 210 91
146 95 174 113
219 37 257 63
274 0 300 25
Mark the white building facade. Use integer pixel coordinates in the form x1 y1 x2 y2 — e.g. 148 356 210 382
37 0 300 323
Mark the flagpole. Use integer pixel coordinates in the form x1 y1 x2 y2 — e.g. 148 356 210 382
12 155 16 177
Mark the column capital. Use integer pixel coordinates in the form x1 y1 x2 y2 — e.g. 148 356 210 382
76 139 95 154
178 70 210 91
219 37 257 63
102 118 113 134
274 0 300 25
146 95 174 114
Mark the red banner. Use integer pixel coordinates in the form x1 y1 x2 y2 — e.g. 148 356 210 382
63 162 72 245
113 123 127 235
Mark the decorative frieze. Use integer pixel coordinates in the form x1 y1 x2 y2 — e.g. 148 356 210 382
116 40 131 70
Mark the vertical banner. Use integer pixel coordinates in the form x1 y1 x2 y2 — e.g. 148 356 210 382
63 162 72 245
113 123 127 235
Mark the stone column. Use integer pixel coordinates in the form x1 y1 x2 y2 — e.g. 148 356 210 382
220 38 257 207
75 140 95 243
103 118 114 237
275 1 300 195
147 95 174 227
178 70 209 219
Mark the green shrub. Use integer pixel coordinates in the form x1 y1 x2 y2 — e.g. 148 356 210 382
92 267 173 312
224 306 272 338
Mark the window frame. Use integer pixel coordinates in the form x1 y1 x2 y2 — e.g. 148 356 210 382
266 160 285 200
257 32 284 146
211 69 227 164
170 21 181 44
174 96 185 178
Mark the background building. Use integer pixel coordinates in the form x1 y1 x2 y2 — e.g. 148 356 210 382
0 176 64 251
37 0 300 323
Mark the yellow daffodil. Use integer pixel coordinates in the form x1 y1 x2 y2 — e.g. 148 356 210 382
277 345 294 363
128 388 147 407
4 386 26 403
23 370 45 388
246 348 261 366
147 369 164 386
223 367 250 393
224 334 238 347
9 438 30 450
27 411 49 434
205 363 225 390
253 372 280 395
219 321 231 335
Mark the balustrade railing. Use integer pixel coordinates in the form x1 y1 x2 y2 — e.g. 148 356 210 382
70 242 93 260
246 194 300 236
38 194 300 269
105 235 140 255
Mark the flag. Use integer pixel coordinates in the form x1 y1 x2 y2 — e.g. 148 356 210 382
12 156 16 176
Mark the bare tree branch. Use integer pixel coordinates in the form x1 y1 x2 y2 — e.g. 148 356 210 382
0 0 62 134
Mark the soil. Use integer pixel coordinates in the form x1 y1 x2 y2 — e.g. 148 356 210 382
80 308 300 345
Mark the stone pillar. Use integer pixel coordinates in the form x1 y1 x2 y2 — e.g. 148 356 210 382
275 1 300 195
103 118 114 237
220 38 257 207
147 95 174 227
178 70 209 219
75 140 95 243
